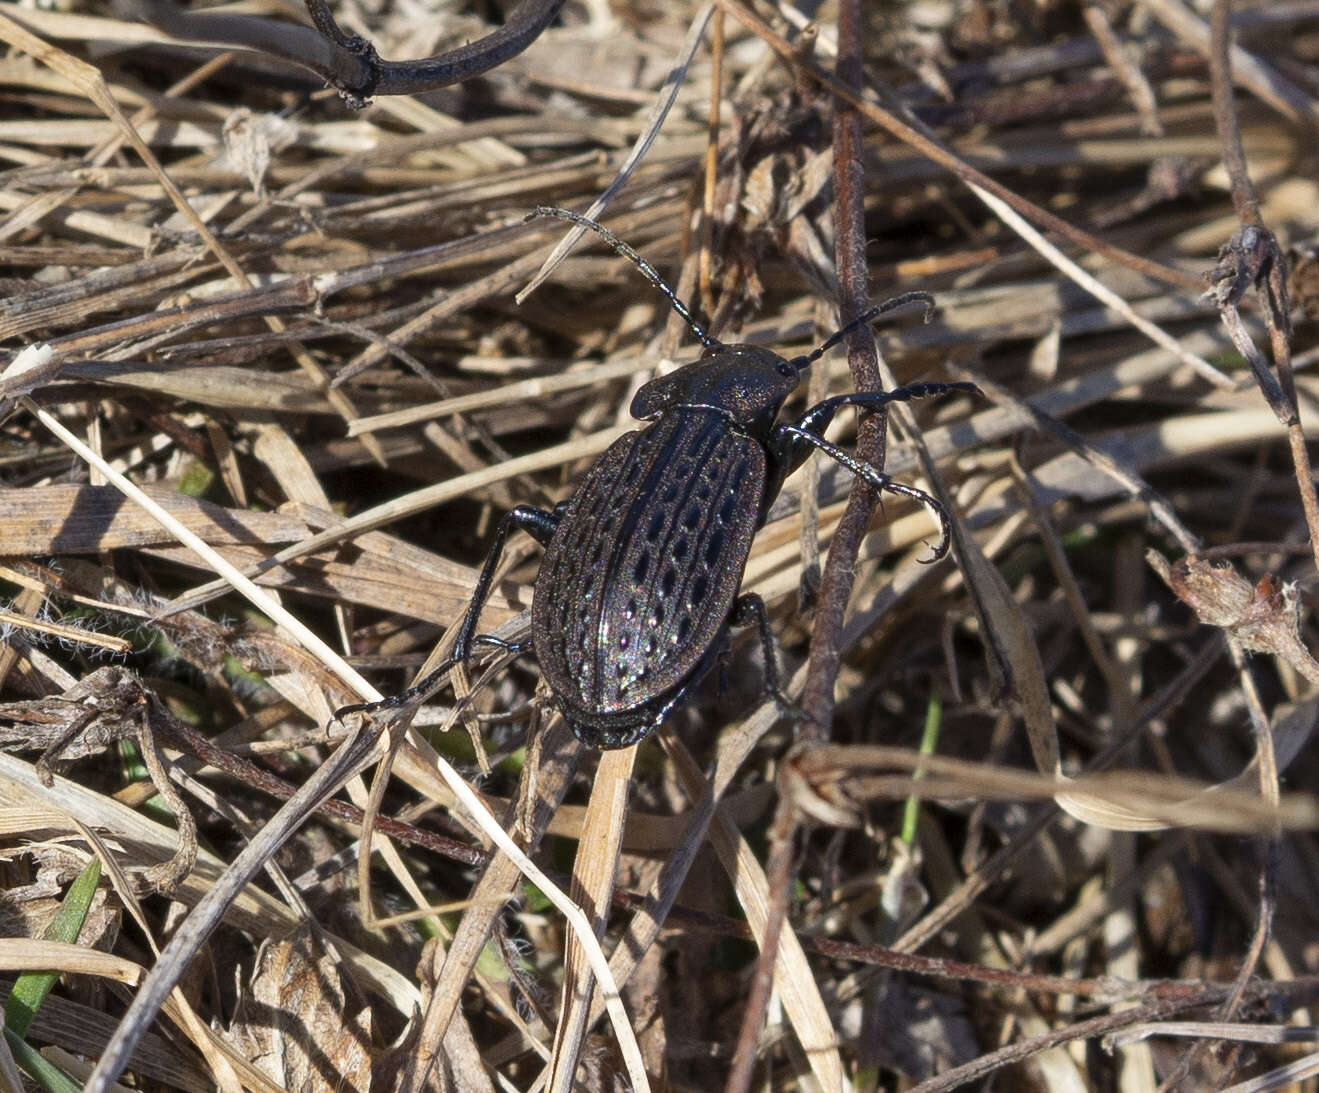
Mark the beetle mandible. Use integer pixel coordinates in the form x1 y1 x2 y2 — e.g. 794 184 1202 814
337 207 977 748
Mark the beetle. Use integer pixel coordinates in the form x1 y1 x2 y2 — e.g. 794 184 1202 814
337 207 976 748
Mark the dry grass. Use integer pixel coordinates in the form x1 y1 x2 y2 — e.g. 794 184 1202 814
0 0 1317 1090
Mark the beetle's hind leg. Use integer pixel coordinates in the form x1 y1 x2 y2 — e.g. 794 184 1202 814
730 594 809 725
333 504 555 725
332 635 533 724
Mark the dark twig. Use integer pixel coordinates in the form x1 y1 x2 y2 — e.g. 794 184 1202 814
116 0 564 108
724 1 879 1088
1208 0 1261 228
1202 0 1319 572
797 31 886 738
1200 26 1303 1077
1173 15 1292 1061
909 987 1258 1093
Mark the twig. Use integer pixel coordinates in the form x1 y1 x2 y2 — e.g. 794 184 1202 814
116 0 565 108
1142 0 1319 127
1204 2 1318 567
909 988 1246 1093
725 2 877 1090
1157 12 1291 1048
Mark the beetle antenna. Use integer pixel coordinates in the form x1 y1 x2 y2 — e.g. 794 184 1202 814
789 291 935 371
525 207 720 349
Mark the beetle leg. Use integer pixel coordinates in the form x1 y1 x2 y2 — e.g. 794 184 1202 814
332 643 452 722
714 627 733 695
775 424 954 562
452 504 557 659
333 505 553 725
332 635 532 725
730 594 808 724
589 671 706 749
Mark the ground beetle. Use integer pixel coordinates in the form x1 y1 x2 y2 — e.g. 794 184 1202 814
337 208 976 749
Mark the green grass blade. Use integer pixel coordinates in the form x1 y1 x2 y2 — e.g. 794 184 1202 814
900 689 942 846
3 1028 81 1093
5 857 101 1040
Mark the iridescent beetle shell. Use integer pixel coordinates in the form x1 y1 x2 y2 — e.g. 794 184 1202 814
533 346 796 747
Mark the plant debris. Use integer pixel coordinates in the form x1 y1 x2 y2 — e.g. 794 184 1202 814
0 0 1315 1090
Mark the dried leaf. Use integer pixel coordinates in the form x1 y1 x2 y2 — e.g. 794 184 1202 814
1150 551 1319 685
233 927 372 1093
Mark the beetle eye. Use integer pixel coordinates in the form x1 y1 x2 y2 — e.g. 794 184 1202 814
776 361 795 377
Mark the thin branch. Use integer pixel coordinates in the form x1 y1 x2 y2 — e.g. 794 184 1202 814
1201 0 1319 570
1208 0 1261 226
116 0 565 107
725 1 878 1089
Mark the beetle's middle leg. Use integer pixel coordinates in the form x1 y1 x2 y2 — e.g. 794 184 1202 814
730 593 807 723
334 504 555 722
452 504 557 657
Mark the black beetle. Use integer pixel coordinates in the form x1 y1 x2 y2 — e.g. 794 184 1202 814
337 208 976 748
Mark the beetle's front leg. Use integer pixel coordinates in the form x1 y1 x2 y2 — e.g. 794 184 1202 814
768 381 976 561
772 381 980 475
334 504 556 722
770 422 955 562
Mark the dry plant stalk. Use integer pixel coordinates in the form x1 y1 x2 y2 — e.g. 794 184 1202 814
0 2 1315 1092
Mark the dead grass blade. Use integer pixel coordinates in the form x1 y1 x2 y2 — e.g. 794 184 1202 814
787 744 1317 834
668 732 850 1093
82 715 387 1092
4 2 1319 1087
517 2 714 300
399 718 580 1086
545 745 635 1093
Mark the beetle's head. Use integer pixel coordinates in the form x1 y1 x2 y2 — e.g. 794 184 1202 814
631 345 800 431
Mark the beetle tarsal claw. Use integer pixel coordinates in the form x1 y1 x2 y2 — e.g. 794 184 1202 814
328 703 364 729
915 496 954 563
